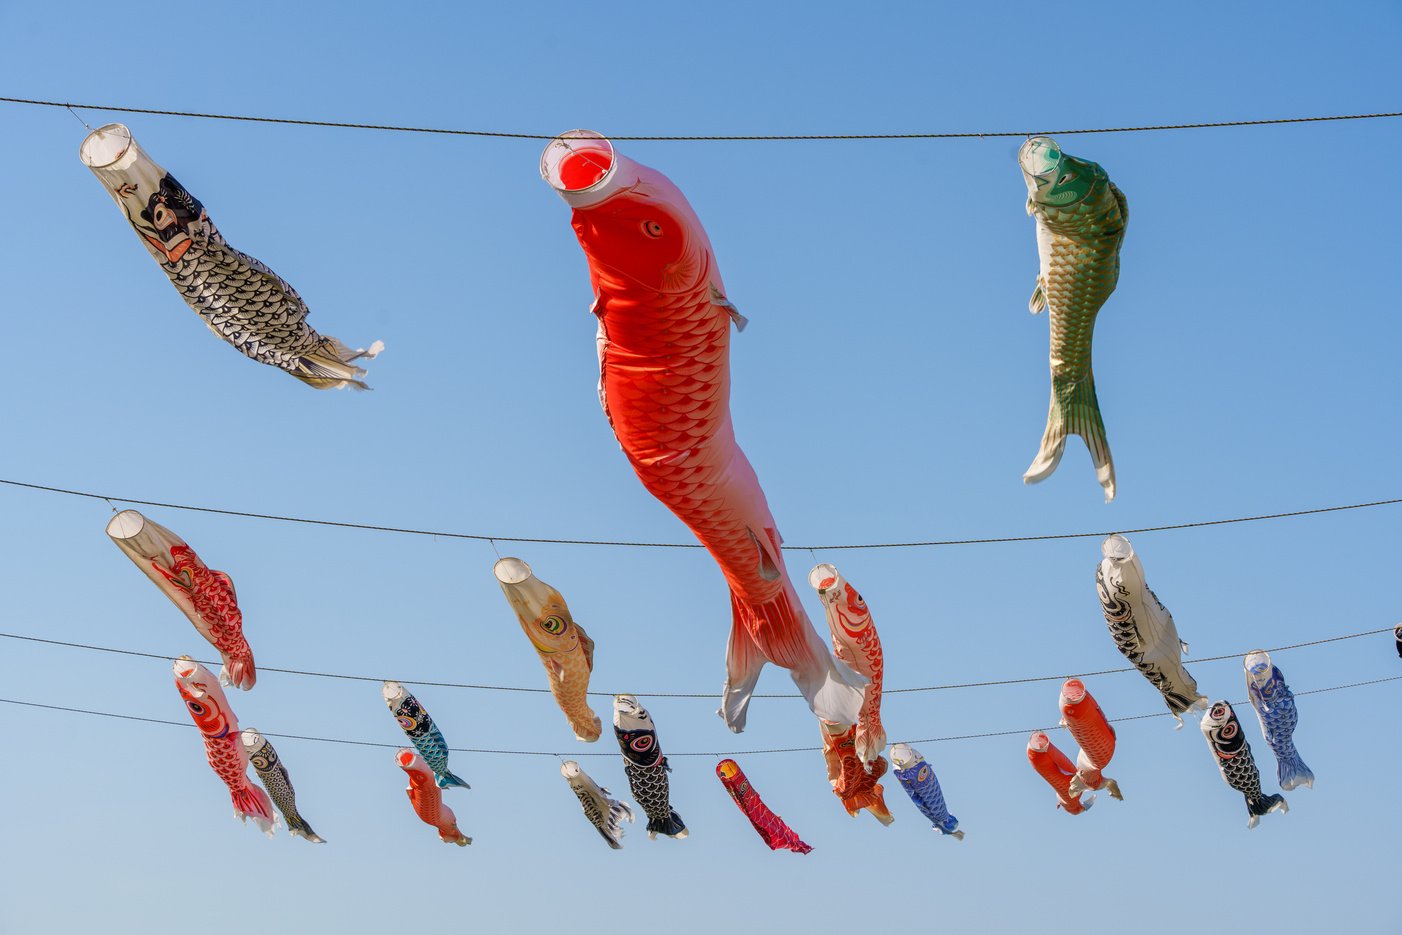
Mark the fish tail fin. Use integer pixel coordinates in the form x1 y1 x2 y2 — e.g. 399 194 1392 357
435 770 471 790
613 799 636 825
292 337 383 391
718 601 767 732
1103 777 1123 801
1278 754 1314 791
1246 793 1288 828
949 829 966 841
232 784 276 836
843 784 895 826
646 810 688 839
1024 372 1115 502
286 814 326 844
855 721 887 770
218 652 257 692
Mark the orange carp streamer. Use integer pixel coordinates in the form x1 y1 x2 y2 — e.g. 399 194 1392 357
820 720 894 826
543 131 864 732
1026 731 1094 815
1059 679 1123 800
810 564 886 767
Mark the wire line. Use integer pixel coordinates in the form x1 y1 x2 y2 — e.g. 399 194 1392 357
2 96 1398 141
1 674 1395 757
2 478 1398 551
0 625 1388 699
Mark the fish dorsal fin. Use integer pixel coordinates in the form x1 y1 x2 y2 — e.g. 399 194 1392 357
1029 281 1047 315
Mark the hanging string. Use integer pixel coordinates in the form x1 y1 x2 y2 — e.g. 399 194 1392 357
1 674 1395 757
2 477 1397 551
2 96 1398 141
0 625 1388 698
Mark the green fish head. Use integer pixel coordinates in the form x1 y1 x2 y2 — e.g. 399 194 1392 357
1019 136 1101 208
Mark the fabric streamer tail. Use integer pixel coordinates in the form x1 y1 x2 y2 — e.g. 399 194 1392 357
232 784 277 836
293 338 384 391
647 810 689 840
719 589 866 732
1024 373 1115 502
1277 753 1315 792
1247 793 1289 828
435 769 471 791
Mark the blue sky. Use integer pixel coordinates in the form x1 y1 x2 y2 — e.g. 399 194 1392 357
1 2 1398 932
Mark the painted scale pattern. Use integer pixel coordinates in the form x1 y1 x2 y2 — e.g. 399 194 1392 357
890 745 962 838
1201 701 1288 828
157 545 256 691
384 684 470 790
241 729 325 843
1019 137 1128 501
81 125 381 390
811 564 885 765
820 721 894 826
561 761 634 849
549 138 863 731
172 658 274 834
716 759 812 854
1244 653 1314 792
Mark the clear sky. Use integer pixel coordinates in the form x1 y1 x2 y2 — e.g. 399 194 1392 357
1 2 1399 932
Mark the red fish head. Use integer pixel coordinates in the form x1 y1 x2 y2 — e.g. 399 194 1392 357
543 130 707 294
716 759 742 782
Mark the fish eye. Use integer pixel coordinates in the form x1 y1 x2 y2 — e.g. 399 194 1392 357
1057 174 1073 186
641 220 664 238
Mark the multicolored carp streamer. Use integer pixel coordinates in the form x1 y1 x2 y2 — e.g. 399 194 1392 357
1200 701 1288 828
397 750 471 846
108 510 256 690
613 695 688 839
1026 731 1093 815
240 728 325 843
716 759 812 854
809 563 885 766
172 657 274 834
820 720 894 826
80 123 382 389
1095 534 1207 725
494 557 602 742
543 131 865 732
1059 679 1122 801
889 744 963 838
382 682 470 790
560 760 634 849
1243 651 1314 791
1017 136 1128 501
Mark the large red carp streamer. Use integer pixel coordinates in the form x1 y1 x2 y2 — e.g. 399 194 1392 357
542 130 865 731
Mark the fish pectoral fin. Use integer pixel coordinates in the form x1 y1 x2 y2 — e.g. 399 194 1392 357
746 527 782 582
711 284 747 332
1028 280 1047 314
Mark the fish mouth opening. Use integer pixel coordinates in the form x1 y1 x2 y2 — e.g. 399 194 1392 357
560 760 581 778
1243 650 1272 682
493 557 533 586
1101 534 1134 562
396 749 416 769
889 743 913 767
1018 136 1061 178
541 130 617 194
1027 731 1050 753
716 759 739 779
807 563 839 592
1061 678 1087 705
105 509 147 541
171 657 198 679
239 728 260 748
80 123 135 169
381 680 405 703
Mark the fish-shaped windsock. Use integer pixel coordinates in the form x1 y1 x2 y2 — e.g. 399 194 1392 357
494 558 602 742
889 744 963 839
560 760 634 849
810 564 886 766
80 123 382 389
716 759 812 854
613 695 687 839
382 682 469 790
240 728 325 843
1026 731 1093 815
1393 625 1401 659
172 657 275 834
109 511 255 690
1243 651 1314 791
1200 701 1288 828
396 750 471 845
1059 679 1122 801
544 131 865 733
1096 535 1207 725
1017 136 1127 502
820 720 894 826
